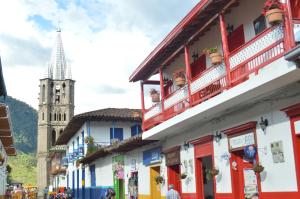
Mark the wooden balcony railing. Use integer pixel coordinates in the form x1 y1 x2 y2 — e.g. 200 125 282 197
142 25 286 131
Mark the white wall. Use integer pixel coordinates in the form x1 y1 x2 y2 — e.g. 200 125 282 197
0 139 7 196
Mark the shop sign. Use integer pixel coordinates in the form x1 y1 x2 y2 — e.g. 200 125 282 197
165 149 180 166
295 120 300 135
243 169 258 194
112 155 124 179
143 147 161 166
229 132 255 151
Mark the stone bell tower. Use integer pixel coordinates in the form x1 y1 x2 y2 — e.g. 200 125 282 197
37 28 75 190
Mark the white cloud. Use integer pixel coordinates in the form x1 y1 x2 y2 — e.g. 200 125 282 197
0 0 199 114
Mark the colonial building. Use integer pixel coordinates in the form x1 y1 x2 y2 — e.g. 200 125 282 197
37 28 75 191
0 56 16 199
130 0 300 199
55 108 142 199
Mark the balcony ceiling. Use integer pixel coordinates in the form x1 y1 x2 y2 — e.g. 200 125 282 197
129 0 240 82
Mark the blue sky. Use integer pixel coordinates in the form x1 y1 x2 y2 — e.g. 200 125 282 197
0 0 199 113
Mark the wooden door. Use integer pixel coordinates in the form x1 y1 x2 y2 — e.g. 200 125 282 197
167 165 182 195
150 166 161 199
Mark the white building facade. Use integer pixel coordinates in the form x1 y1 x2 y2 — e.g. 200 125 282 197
129 0 300 199
56 108 142 199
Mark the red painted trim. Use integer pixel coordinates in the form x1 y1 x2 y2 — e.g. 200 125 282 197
159 67 165 113
184 46 192 103
162 145 181 154
181 193 196 199
129 0 210 82
190 135 213 145
222 121 257 136
285 1 296 49
215 193 233 199
281 103 300 117
219 14 231 88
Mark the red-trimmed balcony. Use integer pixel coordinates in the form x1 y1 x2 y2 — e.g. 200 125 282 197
137 0 300 131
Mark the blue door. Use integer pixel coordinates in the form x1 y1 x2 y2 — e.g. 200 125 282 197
82 168 85 199
90 165 96 199
72 171 75 196
77 170 80 199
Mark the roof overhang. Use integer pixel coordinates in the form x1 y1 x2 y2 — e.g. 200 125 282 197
0 104 16 155
80 135 156 164
129 0 239 82
56 108 141 145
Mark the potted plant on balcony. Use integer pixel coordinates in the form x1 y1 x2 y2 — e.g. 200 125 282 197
173 69 186 87
204 47 222 65
84 136 94 144
149 88 160 103
263 0 284 25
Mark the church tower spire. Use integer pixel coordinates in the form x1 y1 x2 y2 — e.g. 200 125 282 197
48 29 69 80
37 28 75 191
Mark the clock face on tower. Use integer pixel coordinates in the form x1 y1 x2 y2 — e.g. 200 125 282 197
56 85 61 90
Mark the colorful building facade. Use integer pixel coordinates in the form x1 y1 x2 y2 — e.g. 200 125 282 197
129 0 300 199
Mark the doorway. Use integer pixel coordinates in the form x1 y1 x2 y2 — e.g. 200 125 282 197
230 150 260 199
150 166 161 199
195 156 215 199
113 178 125 199
167 164 182 195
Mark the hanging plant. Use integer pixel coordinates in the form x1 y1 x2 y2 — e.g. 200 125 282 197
253 162 264 174
205 168 219 181
0 154 4 166
180 173 188 180
155 175 164 184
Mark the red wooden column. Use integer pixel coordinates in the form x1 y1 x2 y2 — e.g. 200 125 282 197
219 14 231 88
140 81 146 130
184 46 192 105
284 0 296 49
159 67 165 113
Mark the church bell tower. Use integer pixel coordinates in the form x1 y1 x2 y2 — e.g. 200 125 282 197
37 28 75 190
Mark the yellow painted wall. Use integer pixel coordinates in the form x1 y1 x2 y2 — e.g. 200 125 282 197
138 195 166 199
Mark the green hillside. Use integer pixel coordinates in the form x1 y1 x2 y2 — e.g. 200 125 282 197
0 96 37 153
8 152 37 185
0 96 38 185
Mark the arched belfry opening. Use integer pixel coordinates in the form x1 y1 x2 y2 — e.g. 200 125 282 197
51 129 56 146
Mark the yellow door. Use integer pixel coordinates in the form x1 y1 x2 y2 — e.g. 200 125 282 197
150 166 161 199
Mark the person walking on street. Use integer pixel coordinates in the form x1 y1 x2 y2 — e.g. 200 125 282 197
166 184 181 199
105 187 116 199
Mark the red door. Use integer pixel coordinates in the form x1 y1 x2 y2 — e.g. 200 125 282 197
291 0 300 19
228 25 245 52
167 164 182 195
231 151 261 199
191 54 206 79
290 116 300 196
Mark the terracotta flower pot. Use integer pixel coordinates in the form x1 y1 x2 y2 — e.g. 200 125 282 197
175 77 185 87
151 93 160 102
253 164 264 174
210 52 222 65
266 8 283 24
